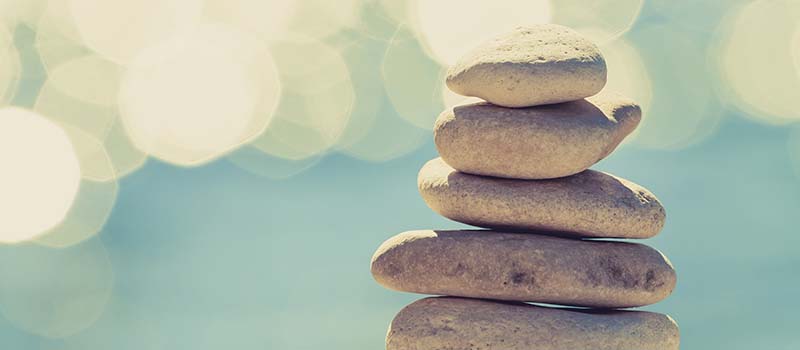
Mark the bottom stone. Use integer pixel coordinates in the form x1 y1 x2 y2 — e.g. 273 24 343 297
387 297 679 350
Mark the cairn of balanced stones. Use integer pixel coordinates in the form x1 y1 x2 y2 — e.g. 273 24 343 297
371 24 679 350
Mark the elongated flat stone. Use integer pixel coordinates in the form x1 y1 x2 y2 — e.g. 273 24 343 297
446 25 607 108
418 158 665 238
371 230 676 308
434 92 641 180
387 297 680 350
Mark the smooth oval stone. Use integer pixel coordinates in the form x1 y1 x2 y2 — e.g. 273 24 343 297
434 91 641 180
418 158 666 238
446 25 607 108
387 297 680 350
371 230 676 308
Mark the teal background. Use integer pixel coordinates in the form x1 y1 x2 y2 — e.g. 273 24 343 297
2 1 800 349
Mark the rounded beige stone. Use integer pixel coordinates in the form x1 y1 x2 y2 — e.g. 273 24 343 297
434 91 641 180
387 297 680 350
446 24 607 108
371 230 676 308
418 158 666 238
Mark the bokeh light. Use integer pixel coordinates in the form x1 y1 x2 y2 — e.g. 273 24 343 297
648 0 747 33
550 0 644 44
0 107 81 244
118 23 282 166
34 57 114 134
374 0 411 25
34 0 88 73
0 25 20 105
0 2 797 348
43 53 120 106
43 298 166 350
0 0 46 28
599 35 652 118
34 55 147 178
34 177 117 248
287 0 361 39
348 0 402 42
625 22 725 150
57 125 117 181
227 146 323 180
27 125 118 248
329 33 386 153
411 0 552 65
334 30 429 162
102 118 148 177
69 0 204 65
202 0 295 41
246 36 354 161
381 25 444 130
11 26 48 108
716 0 800 124
271 36 351 96
336 99 428 162
0 238 113 337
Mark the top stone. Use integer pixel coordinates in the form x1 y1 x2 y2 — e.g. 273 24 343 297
446 24 607 108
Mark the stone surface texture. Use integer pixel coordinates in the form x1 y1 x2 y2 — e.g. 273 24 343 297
387 297 680 350
417 158 666 238
446 24 607 108
434 91 641 180
371 230 676 308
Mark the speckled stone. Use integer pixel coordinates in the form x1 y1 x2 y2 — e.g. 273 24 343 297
446 24 607 108
417 158 666 239
434 91 641 180
387 297 680 350
371 230 676 308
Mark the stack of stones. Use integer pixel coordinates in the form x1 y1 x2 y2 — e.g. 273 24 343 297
371 24 679 349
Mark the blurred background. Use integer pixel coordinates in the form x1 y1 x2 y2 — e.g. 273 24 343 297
0 0 798 348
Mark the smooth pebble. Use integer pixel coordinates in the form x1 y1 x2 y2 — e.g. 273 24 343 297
418 158 666 238
387 297 680 350
434 91 640 179
446 24 607 108
372 230 676 308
